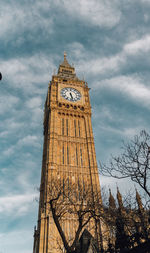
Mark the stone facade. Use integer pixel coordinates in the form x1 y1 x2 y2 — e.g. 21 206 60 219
33 54 102 253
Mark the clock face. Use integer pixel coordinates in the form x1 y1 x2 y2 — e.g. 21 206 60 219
61 87 81 102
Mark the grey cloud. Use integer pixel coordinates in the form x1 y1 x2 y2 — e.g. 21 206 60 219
54 0 121 28
0 54 55 94
0 2 54 40
95 75 150 109
0 94 19 115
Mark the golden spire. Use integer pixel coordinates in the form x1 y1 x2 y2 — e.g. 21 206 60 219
117 187 124 210
136 189 143 211
64 51 67 61
59 52 72 68
109 189 116 209
57 53 77 79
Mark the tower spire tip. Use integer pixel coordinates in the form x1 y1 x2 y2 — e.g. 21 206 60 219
64 51 67 60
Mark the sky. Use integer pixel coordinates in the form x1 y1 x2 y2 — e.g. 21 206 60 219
1 0 150 252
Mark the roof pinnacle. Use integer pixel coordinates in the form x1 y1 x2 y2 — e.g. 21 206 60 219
136 189 143 211
117 187 124 210
109 189 116 209
64 51 67 60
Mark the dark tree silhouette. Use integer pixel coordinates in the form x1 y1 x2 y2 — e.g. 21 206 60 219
100 130 150 198
45 177 102 253
101 188 150 253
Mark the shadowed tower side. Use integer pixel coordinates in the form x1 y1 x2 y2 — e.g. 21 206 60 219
33 54 102 253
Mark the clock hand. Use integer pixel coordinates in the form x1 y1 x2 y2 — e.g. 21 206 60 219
70 92 73 99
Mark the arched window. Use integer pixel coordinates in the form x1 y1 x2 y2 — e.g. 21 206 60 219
62 118 64 135
78 120 80 137
66 119 68 136
80 148 83 167
67 145 69 165
76 146 78 166
74 119 76 137
62 144 64 164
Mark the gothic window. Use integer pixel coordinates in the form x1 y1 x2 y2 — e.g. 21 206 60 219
63 178 65 201
62 118 64 135
67 145 69 165
74 119 76 137
62 144 64 164
78 178 81 200
76 146 78 166
78 120 80 137
80 148 83 167
66 119 68 136
67 177 69 197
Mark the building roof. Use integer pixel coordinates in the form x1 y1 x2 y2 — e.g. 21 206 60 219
60 52 72 68
57 52 78 80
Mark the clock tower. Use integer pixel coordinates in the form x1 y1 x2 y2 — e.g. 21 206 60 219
33 53 102 253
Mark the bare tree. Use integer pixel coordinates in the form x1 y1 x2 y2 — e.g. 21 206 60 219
100 130 150 198
44 178 150 253
45 177 102 253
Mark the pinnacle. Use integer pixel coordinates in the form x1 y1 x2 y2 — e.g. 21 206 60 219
60 51 72 68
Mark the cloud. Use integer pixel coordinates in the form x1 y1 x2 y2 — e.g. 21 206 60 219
0 131 9 138
124 34 150 54
79 54 124 76
0 118 25 140
55 0 121 28
2 146 15 157
17 135 40 148
94 106 113 121
0 193 38 216
0 2 53 40
68 42 85 59
0 94 19 115
68 42 125 76
0 54 55 94
144 13 149 22
16 165 39 192
100 176 135 196
98 75 150 107
140 0 150 3
1 134 41 159
71 33 150 77
0 230 34 253
26 97 42 109
123 127 143 137
98 124 143 139
25 97 43 126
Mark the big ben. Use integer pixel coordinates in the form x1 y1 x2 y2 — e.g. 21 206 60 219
33 53 102 253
